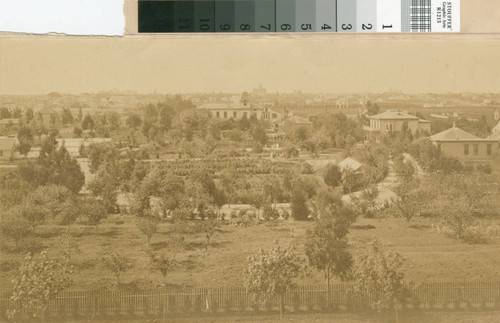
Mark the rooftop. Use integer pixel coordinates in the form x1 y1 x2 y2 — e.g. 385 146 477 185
369 110 419 120
197 103 261 110
338 157 363 172
430 126 496 142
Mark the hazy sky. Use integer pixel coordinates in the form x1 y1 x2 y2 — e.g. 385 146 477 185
1 35 499 95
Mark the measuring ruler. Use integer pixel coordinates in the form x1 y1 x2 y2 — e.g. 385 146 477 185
138 0 460 33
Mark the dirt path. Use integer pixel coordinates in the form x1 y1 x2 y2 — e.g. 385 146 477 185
342 160 399 206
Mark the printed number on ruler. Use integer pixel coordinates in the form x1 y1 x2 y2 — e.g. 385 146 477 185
137 0 460 33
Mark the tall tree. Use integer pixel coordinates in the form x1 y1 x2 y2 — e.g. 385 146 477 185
323 163 342 187
87 164 121 213
25 108 34 123
81 114 95 130
247 186 269 220
312 188 343 219
305 210 353 303
263 175 284 209
195 214 220 252
354 240 408 323
290 181 310 221
18 136 85 194
148 251 176 284
61 108 74 124
79 198 107 232
245 245 303 319
1 210 33 249
9 251 72 321
17 126 34 157
102 252 133 284
136 213 160 245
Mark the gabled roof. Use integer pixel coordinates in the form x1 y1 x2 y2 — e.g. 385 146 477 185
0 136 18 150
338 157 362 172
368 110 419 120
430 126 483 141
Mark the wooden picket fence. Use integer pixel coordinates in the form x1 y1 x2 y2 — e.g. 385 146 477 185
1 282 499 321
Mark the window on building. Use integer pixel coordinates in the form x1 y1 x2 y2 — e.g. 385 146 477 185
0 150 3 157
464 144 469 155
473 144 479 156
216 111 220 118
233 111 237 118
487 144 492 156
385 123 393 131
223 111 227 119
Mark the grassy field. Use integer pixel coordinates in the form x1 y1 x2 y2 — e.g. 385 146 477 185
1 213 500 292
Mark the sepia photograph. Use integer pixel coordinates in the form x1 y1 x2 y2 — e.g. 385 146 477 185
0 34 500 322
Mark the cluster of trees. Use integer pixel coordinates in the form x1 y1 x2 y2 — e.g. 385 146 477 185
78 112 121 138
1 132 85 210
8 250 73 321
408 139 464 174
85 143 136 213
0 107 22 119
384 151 497 243
339 144 390 194
17 135 85 194
423 173 497 242
0 134 111 250
1 184 107 249
301 113 364 153
129 160 318 224
431 116 492 138
245 198 408 321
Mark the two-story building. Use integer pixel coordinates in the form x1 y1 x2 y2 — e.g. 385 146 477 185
363 110 430 141
429 125 499 165
197 102 284 123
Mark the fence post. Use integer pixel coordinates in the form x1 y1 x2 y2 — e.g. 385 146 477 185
4 281 499 321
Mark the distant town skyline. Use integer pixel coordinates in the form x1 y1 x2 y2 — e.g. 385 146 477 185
1 36 500 95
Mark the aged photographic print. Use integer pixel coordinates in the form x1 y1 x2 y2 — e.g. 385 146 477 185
0 35 499 322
